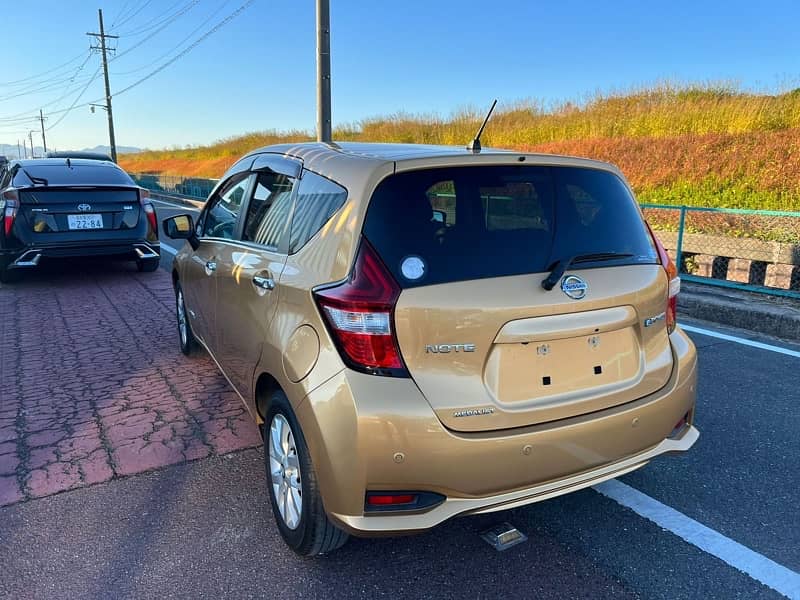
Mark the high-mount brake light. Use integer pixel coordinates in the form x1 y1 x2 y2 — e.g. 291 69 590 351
139 188 157 234
2 190 19 237
314 239 407 375
646 222 680 334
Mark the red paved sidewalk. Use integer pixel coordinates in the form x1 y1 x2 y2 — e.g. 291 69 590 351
0 263 261 507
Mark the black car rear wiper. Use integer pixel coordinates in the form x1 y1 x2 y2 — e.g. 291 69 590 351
21 168 48 186
541 252 635 291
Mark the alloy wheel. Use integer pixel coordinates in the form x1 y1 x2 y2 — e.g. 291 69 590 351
269 414 303 529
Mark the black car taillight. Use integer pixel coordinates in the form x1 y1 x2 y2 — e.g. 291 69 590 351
646 222 680 334
1 190 19 237
139 188 157 234
314 238 408 376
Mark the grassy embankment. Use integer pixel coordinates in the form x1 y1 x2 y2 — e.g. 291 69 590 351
120 85 800 218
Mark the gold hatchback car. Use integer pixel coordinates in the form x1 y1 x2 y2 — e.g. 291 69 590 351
164 142 698 555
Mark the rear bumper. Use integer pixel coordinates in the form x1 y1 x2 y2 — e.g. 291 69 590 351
296 326 698 536
1 240 159 269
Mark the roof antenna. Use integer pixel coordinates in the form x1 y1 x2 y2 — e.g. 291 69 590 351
466 99 497 154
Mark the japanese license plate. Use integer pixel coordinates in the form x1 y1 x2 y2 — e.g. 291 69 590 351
67 214 103 230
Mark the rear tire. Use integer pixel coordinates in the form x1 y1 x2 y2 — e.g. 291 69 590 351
175 282 200 356
263 390 349 556
137 256 160 272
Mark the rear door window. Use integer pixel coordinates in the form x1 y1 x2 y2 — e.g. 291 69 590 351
363 165 657 288
241 170 296 250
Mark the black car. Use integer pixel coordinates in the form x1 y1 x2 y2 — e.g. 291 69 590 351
0 158 160 282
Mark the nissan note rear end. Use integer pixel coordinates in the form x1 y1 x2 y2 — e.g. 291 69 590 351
166 143 698 556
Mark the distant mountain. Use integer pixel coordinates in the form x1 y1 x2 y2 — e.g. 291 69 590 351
0 142 142 159
82 144 142 155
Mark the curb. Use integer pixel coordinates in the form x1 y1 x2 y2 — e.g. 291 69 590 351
678 282 800 342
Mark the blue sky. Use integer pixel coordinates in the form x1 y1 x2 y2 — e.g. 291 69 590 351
2 0 799 152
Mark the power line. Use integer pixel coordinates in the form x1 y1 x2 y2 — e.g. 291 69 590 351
0 54 94 102
110 0 156 32
113 0 233 76
113 0 195 37
114 0 255 98
0 50 88 87
109 0 201 64
110 0 137 29
45 66 103 131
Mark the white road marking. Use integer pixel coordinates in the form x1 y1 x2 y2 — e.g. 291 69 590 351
681 324 800 358
595 479 800 599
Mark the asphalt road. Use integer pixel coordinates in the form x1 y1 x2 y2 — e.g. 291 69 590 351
1 198 798 599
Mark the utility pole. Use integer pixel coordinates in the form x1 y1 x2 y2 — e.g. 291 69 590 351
87 9 119 162
316 0 332 143
29 131 35 158
17 140 21 159
22 138 27 159
39 110 48 154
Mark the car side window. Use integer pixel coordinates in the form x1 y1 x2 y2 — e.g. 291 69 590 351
289 171 348 254
241 170 296 250
202 174 250 239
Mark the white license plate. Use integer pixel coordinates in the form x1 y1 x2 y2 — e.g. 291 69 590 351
67 214 103 230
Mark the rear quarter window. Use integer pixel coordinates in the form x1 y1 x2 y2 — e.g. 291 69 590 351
363 165 657 288
289 170 347 254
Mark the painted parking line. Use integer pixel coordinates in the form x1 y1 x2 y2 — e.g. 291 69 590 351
681 324 800 358
595 480 800 599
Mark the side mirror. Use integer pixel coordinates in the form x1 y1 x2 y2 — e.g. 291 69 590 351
162 214 199 249
432 209 447 225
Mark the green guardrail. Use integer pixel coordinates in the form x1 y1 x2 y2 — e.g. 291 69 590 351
131 172 800 299
641 204 800 299
132 172 217 201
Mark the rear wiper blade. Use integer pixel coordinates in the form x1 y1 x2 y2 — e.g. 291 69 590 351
21 168 48 186
541 252 635 291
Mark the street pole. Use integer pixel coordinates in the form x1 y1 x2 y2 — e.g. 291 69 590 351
17 140 21 159
39 109 48 153
316 0 332 143
87 9 119 162
23 138 27 159
29 131 35 158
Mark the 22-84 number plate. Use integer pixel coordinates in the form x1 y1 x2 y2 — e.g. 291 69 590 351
67 214 103 230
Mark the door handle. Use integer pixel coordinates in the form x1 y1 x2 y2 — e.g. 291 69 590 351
204 260 217 275
252 274 275 292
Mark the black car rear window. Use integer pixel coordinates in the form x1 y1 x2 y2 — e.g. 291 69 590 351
363 165 658 288
13 164 134 187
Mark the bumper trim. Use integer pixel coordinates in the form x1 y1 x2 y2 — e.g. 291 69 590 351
11 249 43 267
331 425 699 534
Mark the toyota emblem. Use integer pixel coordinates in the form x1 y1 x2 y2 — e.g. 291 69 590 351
77 204 92 212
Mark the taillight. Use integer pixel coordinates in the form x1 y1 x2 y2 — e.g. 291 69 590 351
2 190 19 237
314 239 407 375
139 188 157 233
646 222 680 334
364 491 445 512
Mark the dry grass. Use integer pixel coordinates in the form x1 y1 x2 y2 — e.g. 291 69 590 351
118 84 800 211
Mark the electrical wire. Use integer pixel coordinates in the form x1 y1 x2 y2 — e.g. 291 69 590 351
113 0 193 37
110 0 201 64
110 0 137 29
0 53 94 103
109 0 156 32
113 0 254 98
45 66 103 131
0 50 89 87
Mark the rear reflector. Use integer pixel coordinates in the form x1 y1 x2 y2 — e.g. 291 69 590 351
315 239 407 374
364 491 445 513
366 494 416 506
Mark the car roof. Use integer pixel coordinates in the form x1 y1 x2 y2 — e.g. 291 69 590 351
45 151 113 161
230 142 623 190
243 141 619 172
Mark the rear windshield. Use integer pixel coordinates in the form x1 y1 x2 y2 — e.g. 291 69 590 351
13 164 134 187
363 165 657 288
